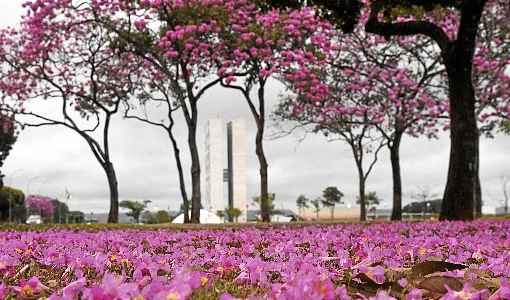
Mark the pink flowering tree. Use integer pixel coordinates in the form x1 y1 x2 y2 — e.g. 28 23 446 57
276 12 448 221
0 2 143 223
218 7 334 222
26 195 55 221
354 1 505 221
317 18 448 221
85 0 261 223
269 0 510 220
474 1 510 131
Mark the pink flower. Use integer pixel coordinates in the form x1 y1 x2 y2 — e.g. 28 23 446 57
134 19 147 31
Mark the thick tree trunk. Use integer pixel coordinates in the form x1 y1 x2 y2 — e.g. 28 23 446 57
106 162 119 223
440 66 478 221
167 129 190 223
363 0 487 221
257 124 270 223
440 1 486 221
188 122 201 224
390 133 403 221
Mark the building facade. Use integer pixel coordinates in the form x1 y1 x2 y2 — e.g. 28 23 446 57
205 118 247 221
205 118 225 214
227 119 247 222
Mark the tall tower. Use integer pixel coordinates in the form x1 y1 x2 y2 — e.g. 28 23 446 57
205 118 225 214
227 119 247 222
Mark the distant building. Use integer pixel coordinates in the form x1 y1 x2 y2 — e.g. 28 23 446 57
205 118 247 222
85 213 134 224
247 209 302 222
403 199 442 214
205 118 225 216
299 206 361 221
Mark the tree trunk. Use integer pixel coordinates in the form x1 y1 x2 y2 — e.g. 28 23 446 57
390 133 403 221
106 162 119 223
439 1 486 221
475 134 482 217
359 175 367 222
440 66 478 221
257 124 270 223
188 121 201 224
167 128 190 223
330 205 334 220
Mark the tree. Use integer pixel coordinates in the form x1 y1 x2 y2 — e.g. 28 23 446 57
140 210 171 224
120 200 151 224
0 110 18 190
0 186 25 223
67 211 85 224
275 106 386 221
411 186 438 203
216 210 226 222
357 191 381 212
296 195 309 216
0 4 145 223
218 7 333 222
51 199 69 224
226 207 243 223
140 211 157 224
310 198 322 220
155 210 171 224
322 26 447 221
321 187 344 220
264 0 510 220
26 195 55 222
88 0 260 223
252 193 276 217
123 68 191 223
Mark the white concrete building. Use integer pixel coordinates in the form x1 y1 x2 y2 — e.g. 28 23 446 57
204 118 248 222
227 119 248 222
205 119 225 214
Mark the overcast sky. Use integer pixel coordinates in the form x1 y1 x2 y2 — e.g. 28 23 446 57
2 1 509 215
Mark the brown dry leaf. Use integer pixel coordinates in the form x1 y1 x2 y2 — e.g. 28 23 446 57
385 267 410 282
411 261 467 278
417 276 463 294
464 269 501 290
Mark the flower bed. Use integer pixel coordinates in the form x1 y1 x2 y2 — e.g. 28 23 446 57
0 221 509 299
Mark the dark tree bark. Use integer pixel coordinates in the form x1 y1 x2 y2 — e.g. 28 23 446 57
257 129 270 222
181 71 207 224
188 118 202 224
475 135 482 217
390 131 403 221
168 122 190 223
106 162 119 223
345 124 384 222
365 0 487 221
358 169 367 221
440 1 485 219
255 82 270 223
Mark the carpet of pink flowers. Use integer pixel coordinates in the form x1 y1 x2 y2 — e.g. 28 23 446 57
1 221 510 300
